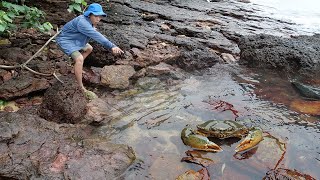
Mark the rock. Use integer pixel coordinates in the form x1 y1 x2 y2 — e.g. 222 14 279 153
100 65 136 89
0 47 31 64
130 48 142 58
291 81 320 100
166 48 222 71
239 34 320 73
84 98 115 124
221 53 237 64
146 62 173 76
0 112 136 179
238 0 250 3
0 69 13 83
39 75 87 124
290 99 320 116
0 75 50 100
141 13 158 21
83 67 102 85
135 77 163 90
160 24 171 31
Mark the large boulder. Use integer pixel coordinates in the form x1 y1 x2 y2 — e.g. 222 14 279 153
166 48 222 71
100 65 136 89
39 75 87 124
239 34 320 73
0 112 135 179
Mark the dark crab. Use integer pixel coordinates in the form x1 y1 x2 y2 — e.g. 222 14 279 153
181 120 263 153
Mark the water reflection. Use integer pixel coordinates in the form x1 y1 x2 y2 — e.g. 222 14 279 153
96 64 319 179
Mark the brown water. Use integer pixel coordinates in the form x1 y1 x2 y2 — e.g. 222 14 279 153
96 64 320 179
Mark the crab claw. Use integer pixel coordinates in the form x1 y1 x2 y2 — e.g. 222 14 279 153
181 128 223 152
235 127 263 153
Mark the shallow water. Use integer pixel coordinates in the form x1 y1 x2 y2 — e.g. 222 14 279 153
251 0 320 34
96 64 320 179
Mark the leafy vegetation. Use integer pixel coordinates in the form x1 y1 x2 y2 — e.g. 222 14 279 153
68 0 87 13
0 0 111 36
0 1 53 35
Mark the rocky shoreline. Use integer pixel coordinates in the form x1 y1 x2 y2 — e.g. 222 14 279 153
0 0 319 179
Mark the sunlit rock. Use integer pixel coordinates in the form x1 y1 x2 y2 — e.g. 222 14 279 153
101 65 136 89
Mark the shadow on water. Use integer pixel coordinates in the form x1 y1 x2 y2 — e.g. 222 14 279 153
96 63 319 179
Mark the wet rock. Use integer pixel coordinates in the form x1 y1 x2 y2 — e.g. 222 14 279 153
291 81 320 100
0 74 50 100
146 62 173 76
290 99 320 116
0 112 135 179
176 167 210 180
100 65 136 89
166 48 222 71
135 77 163 90
39 75 87 124
264 168 316 179
84 98 115 124
239 34 320 73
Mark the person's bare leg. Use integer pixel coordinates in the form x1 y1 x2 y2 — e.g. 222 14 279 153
72 44 93 91
81 44 93 60
73 55 85 90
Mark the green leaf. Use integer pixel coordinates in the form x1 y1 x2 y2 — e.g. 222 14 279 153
74 4 82 12
0 99 7 106
3 14 12 23
75 0 82 3
0 24 6 32
7 12 16 18
67 8 73 13
43 22 53 30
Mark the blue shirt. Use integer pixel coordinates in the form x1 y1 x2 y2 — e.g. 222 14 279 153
56 15 116 56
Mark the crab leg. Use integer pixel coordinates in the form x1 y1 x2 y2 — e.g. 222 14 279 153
235 127 263 152
181 128 223 152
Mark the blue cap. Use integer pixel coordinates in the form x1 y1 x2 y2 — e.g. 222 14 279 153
83 3 107 17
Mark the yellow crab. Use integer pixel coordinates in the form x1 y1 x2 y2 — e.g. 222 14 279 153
181 120 263 153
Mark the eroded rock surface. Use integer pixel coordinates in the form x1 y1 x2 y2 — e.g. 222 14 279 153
39 75 87 124
239 34 320 73
0 112 135 179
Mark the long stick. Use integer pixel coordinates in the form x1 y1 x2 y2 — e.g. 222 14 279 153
0 29 63 82
23 30 61 66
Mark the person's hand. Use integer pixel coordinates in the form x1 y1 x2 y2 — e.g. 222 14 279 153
111 47 124 56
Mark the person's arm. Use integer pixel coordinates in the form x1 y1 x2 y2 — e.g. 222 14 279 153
77 18 116 50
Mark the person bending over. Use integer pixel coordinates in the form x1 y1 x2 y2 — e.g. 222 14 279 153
56 3 123 98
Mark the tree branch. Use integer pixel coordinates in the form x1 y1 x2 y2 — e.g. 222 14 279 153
0 29 63 83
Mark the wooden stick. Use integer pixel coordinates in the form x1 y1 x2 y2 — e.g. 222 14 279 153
0 29 63 83
23 30 61 66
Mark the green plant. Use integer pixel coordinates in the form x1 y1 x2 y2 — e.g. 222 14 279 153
0 99 8 108
0 10 15 33
0 1 53 34
68 0 87 13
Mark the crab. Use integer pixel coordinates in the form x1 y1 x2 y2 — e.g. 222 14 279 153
181 120 263 153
